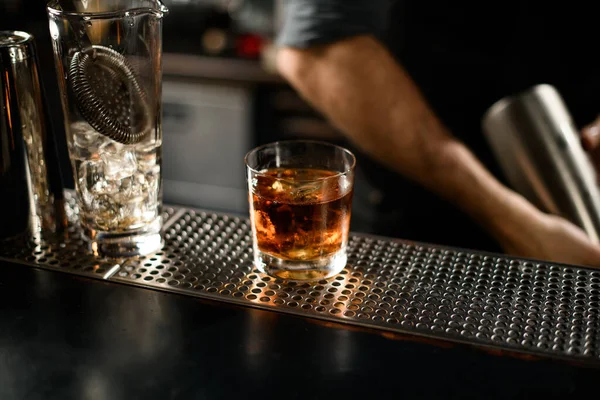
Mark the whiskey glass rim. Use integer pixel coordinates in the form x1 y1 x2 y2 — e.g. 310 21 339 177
244 139 356 182
46 0 169 19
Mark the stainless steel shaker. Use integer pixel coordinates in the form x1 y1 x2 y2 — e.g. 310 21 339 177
0 31 66 239
482 84 600 242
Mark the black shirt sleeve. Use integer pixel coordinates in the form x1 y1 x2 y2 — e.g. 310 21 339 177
277 0 390 48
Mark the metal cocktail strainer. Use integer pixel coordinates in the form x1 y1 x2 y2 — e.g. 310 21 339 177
63 1 151 145
69 45 151 145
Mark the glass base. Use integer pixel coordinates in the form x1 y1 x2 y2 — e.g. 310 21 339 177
83 217 163 258
254 248 347 281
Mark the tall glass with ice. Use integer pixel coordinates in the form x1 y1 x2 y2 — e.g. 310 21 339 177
47 1 168 257
245 140 356 281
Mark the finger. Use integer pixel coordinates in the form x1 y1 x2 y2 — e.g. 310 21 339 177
590 155 600 185
582 126 600 151
581 245 600 269
586 142 600 179
582 119 600 151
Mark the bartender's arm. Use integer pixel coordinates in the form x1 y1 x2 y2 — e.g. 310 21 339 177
276 1 600 267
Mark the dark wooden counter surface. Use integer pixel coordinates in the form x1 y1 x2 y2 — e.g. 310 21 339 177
1 259 598 400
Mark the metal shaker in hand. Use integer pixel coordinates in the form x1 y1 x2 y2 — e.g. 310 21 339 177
482 84 600 242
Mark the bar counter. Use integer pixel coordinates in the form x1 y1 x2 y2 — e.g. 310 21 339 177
1 193 599 399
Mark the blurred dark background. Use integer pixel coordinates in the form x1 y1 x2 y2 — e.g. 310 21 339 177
4 1 599 247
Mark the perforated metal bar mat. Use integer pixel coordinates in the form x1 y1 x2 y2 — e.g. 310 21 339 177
0 191 180 280
1 192 600 365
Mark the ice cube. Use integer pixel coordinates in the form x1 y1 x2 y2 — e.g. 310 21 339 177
134 131 161 159
293 182 323 203
141 166 160 221
77 159 105 209
136 147 159 170
270 179 298 198
118 173 146 202
143 166 160 198
91 193 120 230
118 197 144 225
77 156 124 209
72 122 101 147
71 121 109 160
254 210 276 240
99 141 137 180
271 180 285 192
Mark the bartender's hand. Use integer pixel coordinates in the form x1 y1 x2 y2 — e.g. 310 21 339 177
500 118 600 268
499 206 600 268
